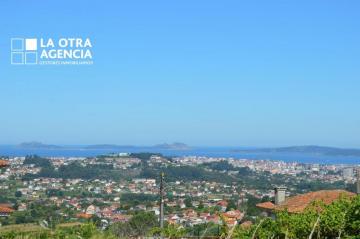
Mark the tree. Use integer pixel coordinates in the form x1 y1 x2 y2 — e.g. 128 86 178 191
233 195 360 238
344 195 360 236
109 212 157 237
15 191 22 197
184 196 192 208
152 224 186 238
226 200 237 211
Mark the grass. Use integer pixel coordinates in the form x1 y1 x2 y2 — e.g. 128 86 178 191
56 222 83 228
0 223 47 233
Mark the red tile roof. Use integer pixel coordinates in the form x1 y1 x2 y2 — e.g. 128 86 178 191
257 190 355 213
206 215 220 223
76 213 92 219
256 201 275 210
222 210 244 220
0 160 9 168
0 206 14 213
217 200 228 207
0 203 12 208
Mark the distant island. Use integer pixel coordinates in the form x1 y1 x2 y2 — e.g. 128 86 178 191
13 143 360 157
17 142 63 150
233 145 360 157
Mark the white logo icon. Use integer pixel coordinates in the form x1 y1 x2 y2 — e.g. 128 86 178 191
11 38 38 65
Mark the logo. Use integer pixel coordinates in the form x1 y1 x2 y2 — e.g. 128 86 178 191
11 37 93 65
11 38 37 64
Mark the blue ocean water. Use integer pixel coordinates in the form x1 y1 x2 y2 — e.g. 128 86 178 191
0 145 359 165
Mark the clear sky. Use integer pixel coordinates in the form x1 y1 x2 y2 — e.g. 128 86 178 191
0 1 359 147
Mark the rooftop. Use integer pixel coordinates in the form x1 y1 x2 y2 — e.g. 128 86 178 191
0 206 14 213
0 160 9 168
76 213 93 219
257 190 355 213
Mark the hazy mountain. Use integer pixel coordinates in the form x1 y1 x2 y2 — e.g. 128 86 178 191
17 142 63 149
234 145 360 157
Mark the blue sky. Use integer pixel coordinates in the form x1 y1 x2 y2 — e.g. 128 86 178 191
0 1 359 147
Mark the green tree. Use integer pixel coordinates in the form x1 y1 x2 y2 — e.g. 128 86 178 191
152 224 186 239
226 200 237 211
109 212 157 237
15 191 22 197
184 196 192 208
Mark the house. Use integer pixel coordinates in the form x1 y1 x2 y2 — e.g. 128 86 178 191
76 213 92 219
257 187 355 215
111 214 132 223
0 160 9 168
206 214 221 224
135 204 146 210
0 206 14 217
183 208 197 218
86 205 97 215
222 210 244 226
217 200 228 212
18 203 27 211
222 210 244 220
167 214 180 224
199 212 210 219
101 207 114 218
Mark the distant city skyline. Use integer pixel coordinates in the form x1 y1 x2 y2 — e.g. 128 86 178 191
1 1 360 147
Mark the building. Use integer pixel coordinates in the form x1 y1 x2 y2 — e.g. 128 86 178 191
222 210 244 226
342 167 354 179
86 205 97 215
0 206 14 217
0 162 12 217
0 160 9 168
217 200 228 212
257 187 355 215
76 213 93 219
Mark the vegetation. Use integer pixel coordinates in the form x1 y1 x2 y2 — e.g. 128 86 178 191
20 155 350 196
129 152 162 161
233 195 360 238
108 212 157 237
204 161 236 171
23 155 52 168
1 195 360 238
2 154 357 238
2 201 65 226
0 223 115 239
140 165 238 183
23 161 135 181
119 193 158 208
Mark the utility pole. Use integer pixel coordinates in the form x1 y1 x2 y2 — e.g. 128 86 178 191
356 168 360 194
159 172 165 229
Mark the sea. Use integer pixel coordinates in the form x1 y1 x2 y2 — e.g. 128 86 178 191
0 145 360 165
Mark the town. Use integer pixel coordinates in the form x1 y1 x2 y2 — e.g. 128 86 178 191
0 153 359 237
